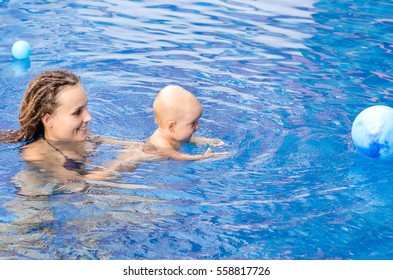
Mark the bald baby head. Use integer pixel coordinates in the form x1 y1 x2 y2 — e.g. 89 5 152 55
153 85 202 126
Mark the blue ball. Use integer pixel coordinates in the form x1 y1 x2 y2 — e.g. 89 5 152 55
351 105 393 159
11 40 31 60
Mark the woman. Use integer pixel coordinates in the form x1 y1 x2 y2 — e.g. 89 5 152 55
1 70 126 195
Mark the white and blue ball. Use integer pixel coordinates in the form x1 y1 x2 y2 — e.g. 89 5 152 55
11 40 31 60
351 105 393 159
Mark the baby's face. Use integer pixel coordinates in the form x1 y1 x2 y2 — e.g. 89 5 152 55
172 105 202 142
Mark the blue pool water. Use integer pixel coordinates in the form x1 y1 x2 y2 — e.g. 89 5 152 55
1 0 393 260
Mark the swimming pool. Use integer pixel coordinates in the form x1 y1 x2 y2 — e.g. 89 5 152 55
0 0 392 260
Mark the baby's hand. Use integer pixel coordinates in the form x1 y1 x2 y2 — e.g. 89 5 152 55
207 138 225 147
190 136 225 146
202 148 230 159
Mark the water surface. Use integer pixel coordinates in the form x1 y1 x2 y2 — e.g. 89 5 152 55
0 0 392 259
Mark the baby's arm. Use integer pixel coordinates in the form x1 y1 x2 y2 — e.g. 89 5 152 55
144 134 229 161
187 136 225 146
167 148 229 161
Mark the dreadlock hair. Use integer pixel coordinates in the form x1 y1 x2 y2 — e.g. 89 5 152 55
0 70 80 143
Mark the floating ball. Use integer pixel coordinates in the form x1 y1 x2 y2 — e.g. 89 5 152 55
11 40 31 60
351 105 393 159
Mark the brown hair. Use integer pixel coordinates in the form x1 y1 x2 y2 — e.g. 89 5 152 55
0 70 80 143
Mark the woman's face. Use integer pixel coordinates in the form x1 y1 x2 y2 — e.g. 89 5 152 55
43 83 92 141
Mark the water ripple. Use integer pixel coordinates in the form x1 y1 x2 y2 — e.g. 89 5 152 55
1 0 393 260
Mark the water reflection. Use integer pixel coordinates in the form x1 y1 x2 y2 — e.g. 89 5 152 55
12 58 31 76
1 0 392 259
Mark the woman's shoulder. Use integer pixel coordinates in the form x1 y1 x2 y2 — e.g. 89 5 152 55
21 138 46 161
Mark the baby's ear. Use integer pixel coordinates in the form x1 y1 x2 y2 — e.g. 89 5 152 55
167 121 176 132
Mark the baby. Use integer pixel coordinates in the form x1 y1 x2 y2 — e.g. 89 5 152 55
145 85 227 160
104 85 228 174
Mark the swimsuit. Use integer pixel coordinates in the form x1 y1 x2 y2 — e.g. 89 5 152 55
43 137 84 171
